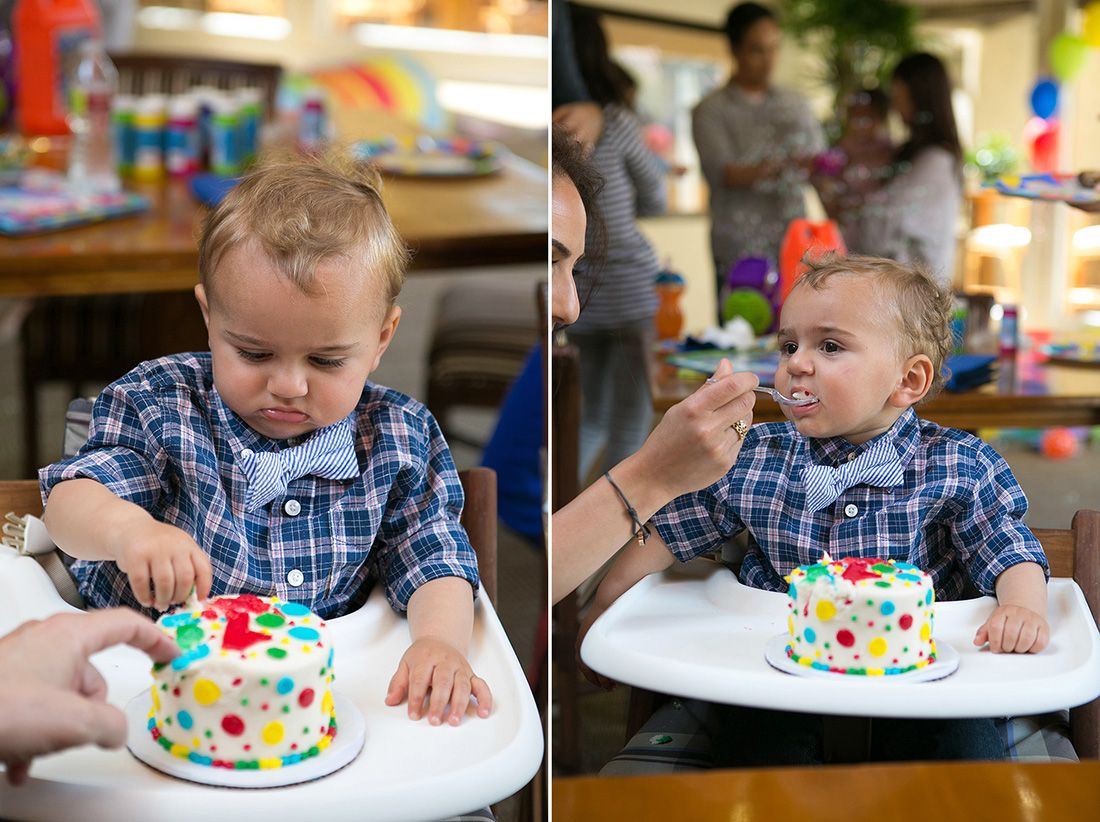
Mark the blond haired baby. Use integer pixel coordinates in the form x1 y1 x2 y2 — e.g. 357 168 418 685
582 254 1049 764
41 157 491 726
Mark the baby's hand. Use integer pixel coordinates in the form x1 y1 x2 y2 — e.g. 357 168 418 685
974 605 1050 654
385 638 492 726
114 520 213 611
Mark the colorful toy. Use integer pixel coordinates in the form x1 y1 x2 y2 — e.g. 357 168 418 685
778 219 847 301
1040 427 1081 460
721 257 780 334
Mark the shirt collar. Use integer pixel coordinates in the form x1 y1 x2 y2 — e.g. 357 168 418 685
803 408 920 469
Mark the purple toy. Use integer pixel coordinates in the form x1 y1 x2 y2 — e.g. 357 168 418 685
722 256 782 333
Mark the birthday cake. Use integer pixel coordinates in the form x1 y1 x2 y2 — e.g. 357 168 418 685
148 594 337 769
785 556 936 675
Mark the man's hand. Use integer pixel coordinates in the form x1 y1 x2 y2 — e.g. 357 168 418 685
974 604 1050 654
0 609 178 784
115 520 212 610
385 637 492 726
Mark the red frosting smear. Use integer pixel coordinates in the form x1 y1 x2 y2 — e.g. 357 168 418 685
210 594 271 615
221 610 273 652
840 557 881 582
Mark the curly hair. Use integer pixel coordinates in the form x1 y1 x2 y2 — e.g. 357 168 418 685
793 254 954 402
551 125 606 277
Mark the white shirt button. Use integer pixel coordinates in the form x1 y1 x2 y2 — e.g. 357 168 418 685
240 448 254 458
844 503 859 518
287 569 304 587
283 499 302 516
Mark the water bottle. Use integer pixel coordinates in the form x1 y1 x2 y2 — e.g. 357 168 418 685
66 39 120 193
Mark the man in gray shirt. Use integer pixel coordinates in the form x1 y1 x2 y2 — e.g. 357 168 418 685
693 3 823 312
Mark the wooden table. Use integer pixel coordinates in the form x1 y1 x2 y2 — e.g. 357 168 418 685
653 352 1100 431
553 761 1100 821
0 115 546 298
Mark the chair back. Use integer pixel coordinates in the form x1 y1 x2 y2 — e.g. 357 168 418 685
458 467 498 607
1035 510 1100 759
110 52 283 116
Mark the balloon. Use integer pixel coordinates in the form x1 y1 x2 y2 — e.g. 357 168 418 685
1029 79 1059 119
1084 2 1100 49
1040 427 1079 460
1029 119 1059 173
1050 33 1089 82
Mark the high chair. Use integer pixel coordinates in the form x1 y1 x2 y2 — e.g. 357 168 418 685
619 510 1100 763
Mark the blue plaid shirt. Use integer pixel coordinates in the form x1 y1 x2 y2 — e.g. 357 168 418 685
40 353 479 619
652 408 1048 600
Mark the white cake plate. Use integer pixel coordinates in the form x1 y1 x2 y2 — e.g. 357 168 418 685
763 634 960 683
126 692 365 788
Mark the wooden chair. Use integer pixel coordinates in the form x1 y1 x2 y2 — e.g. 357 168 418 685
110 52 283 117
623 510 1100 761
425 280 541 447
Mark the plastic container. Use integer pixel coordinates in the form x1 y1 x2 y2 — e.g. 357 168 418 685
235 87 263 166
111 94 136 177
298 88 327 153
209 94 241 177
14 0 101 136
999 304 1019 357
655 271 686 341
165 95 200 176
66 39 119 193
132 94 166 182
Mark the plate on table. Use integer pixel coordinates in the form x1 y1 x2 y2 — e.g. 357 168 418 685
353 136 505 177
763 634 959 683
986 173 1100 205
126 692 365 788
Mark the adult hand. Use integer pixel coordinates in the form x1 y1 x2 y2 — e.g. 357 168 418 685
552 102 604 155
0 609 178 785
631 359 758 503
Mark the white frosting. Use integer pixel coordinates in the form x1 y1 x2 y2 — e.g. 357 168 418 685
150 594 336 766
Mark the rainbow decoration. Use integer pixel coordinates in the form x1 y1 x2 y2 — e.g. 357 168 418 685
295 56 446 132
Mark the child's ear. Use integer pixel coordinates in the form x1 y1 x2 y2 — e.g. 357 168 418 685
369 305 402 371
889 354 934 408
194 284 211 327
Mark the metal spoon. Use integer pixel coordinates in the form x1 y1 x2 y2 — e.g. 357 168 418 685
752 386 819 407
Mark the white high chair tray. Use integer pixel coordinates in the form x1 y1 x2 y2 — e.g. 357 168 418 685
0 551 542 822
581 561 1100 719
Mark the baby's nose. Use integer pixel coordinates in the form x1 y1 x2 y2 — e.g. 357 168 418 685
268 369 308 399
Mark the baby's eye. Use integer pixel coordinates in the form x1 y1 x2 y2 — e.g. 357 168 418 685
237 350 269 362
310 357 345 369
822 340 842 354
779 341 797 356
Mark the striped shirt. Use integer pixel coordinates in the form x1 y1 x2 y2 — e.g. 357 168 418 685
570 104 665 331
651 408 1048 600
40 353 479 619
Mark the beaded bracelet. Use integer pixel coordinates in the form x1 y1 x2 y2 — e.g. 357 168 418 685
604 471 651 546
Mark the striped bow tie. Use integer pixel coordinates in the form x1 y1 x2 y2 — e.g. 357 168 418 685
239 418 359 511
802 438 906 513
